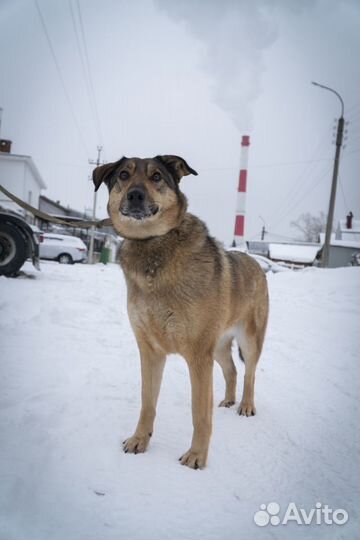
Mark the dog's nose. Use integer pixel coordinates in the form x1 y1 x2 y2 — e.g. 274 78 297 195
127 187 145 204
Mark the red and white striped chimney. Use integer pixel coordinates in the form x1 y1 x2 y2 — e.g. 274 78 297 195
233 135 250 246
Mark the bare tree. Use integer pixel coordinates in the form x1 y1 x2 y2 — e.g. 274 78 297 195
290 212 328 242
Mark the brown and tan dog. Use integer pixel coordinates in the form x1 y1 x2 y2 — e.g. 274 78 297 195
93 155 269 469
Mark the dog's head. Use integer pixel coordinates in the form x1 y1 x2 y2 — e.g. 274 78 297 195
92 155 198 239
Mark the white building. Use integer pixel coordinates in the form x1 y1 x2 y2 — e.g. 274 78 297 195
0 146 46 223
319 214 360 267
336 217 360 243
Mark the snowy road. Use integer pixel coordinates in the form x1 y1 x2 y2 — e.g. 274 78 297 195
0 261 359 540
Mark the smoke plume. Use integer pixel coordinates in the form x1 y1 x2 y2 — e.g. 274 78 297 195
155 0 313 131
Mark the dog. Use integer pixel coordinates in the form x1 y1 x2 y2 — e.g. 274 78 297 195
92 155 269 469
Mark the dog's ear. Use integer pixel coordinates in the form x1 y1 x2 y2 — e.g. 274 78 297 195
155 155 198 182
92 157 127 192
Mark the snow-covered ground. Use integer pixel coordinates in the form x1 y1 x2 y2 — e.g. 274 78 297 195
0 261 359 540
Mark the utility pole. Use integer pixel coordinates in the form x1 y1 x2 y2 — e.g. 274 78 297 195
88 145 103 264
312 82 345 268
259 216 266 241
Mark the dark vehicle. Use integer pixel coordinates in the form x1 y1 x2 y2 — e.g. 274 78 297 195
0 211 41 277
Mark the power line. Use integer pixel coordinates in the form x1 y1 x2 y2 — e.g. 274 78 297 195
198 156 334 173
268 136 332 223
33 0 89 156
338 175 349 212
75 0 104 152
347 131 360 142
346 102 360 115
343 148 360 156
68 0 97 134
265 231 298 242
251 157 333 169
349 111 360 122
269 164 333 231
266 122 334 229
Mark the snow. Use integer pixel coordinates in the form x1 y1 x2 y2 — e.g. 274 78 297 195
269 243 320 263
0 261 359 540
319 233 360 250
330 239 360 249
338 219 360 234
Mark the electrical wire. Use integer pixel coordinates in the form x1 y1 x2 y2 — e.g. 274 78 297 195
251 157 333 169
346 102 360 116
264 231 298 241
198 157 334 173
268 164 333 232
266 122 334 229
338 175 349 213
33 0 89 156
68 0 98 139
75 0 105 153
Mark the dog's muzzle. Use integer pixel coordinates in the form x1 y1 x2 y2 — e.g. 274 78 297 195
121 187 159 220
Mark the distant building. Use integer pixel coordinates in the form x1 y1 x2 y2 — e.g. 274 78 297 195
336 214 360 243
0 141 121 262
318 213 360 267
247 214 360 268
39 195 85 222
39 194 121 263
247 241 269 257
0 147 46 223
269 243 321 267
247 240 321 267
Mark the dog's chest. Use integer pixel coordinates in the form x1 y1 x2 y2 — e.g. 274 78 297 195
124 265 189 352
127 284 184 353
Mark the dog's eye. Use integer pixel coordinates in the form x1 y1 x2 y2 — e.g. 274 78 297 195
152 172 161 182
119 171 130 180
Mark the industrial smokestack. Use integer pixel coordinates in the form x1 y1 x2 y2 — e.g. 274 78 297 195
233 135 250 246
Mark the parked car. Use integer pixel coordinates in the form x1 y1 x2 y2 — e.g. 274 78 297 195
0 211 41 276
228 248 289 273
40 233 87 264
30 224 44 244
248 254 291 273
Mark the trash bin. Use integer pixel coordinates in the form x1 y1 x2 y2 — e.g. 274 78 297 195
100 247 110 265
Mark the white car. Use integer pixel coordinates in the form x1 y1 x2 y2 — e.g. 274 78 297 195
247 253 290 273
40 233 87 264
228 248 289 273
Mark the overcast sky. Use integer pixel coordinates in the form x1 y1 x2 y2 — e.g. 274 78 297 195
0 0 359 244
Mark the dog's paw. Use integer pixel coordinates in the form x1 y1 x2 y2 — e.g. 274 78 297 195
237 401 256 416
179 449 207 470
218 399 235 408
122 433 151 454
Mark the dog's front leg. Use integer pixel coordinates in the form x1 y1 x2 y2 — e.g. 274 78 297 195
123 344 165 455
180 357 214 469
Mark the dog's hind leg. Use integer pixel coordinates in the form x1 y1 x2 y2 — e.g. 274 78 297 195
215 336 237 408
236 315 267 416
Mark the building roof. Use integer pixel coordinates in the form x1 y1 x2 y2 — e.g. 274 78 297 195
269 243 321 264
0 152 47 189
40 195 69 213
338 219 360 233
319 233 360 250
39 195 87 219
